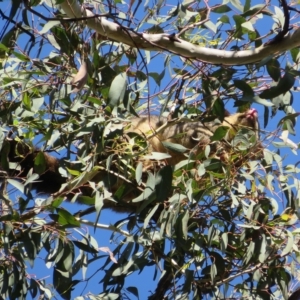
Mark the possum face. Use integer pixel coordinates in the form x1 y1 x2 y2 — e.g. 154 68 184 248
222 108 259 140
234 108 258 129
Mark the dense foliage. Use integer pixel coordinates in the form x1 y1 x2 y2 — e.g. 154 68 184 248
0 0 300 299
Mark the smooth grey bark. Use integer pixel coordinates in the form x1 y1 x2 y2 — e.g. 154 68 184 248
60 0 300 65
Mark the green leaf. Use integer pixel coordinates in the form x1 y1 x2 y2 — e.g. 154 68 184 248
266 59 281 82
210 126 229 141
155 166 173 202
277 112 300 127
221 233 228 252
127 286 139 298
135 162 143 185
25 173 41 187
212 5 231 13
143 152 172 160
149 69 165 86
231 0 244 12
34 152 47 174
281 230 294 257
54 209 80 227
219 15 230 24
107 72 127 108
132 172 155 202
260 70 295 99
8 179 24 194
22 92 31 110
264 106 269 128
204 20 217 33
50 27 72 55
94 190 104 230
13 51 30 61
210 262 217 282
233 15 246 28
143 203 160 229
0 23 20 57
53 268 72 300
162 141 188 153
22 231 40 267
234 79 254 95
180 210 189 240
242 95 273 106
63 166 101 193
241 21 254 32
0 269 9 295
290 47 300 63
244 0 250 12
275 268 290 300
31 97 44 112
40 21 61 35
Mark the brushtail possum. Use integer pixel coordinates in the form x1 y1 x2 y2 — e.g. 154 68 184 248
129 108 259 164
1 108 259 200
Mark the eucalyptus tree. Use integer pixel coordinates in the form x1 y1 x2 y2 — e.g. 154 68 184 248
0 0 300 299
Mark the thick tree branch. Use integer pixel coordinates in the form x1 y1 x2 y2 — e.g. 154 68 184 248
60 0 300 66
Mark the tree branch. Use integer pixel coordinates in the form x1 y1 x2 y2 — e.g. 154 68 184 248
59 0 300 66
